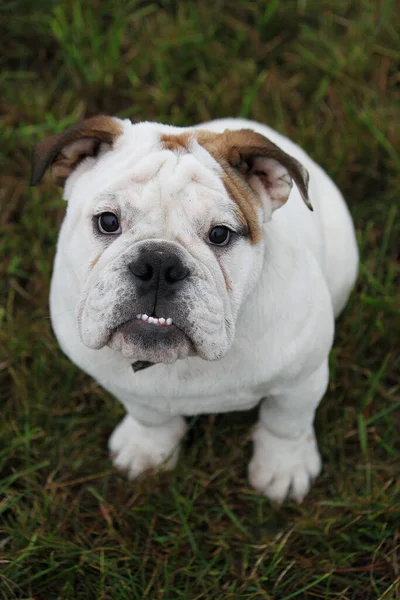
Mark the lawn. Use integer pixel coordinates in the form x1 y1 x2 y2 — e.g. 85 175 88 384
1 1 399 598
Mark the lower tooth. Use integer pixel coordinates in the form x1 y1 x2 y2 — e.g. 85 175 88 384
137 315 171 326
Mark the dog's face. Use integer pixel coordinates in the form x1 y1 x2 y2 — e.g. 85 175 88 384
31 117 310 364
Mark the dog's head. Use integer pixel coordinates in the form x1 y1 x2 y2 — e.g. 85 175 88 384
31 116 310 365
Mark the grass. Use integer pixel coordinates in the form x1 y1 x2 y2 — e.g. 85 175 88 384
1 0 399 598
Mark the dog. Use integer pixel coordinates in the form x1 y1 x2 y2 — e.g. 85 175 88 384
31 116 358 503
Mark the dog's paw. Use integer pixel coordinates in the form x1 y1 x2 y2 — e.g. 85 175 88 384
248 425 321 503
108 414 187 480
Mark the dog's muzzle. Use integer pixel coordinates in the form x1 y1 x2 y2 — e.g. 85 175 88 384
105 244 195 363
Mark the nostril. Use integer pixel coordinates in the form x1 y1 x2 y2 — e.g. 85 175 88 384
165 265 190 284
129 261 154 282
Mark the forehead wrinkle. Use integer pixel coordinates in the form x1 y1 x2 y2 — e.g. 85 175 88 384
154 154 202 197
129 151 177 184
154 150 225 198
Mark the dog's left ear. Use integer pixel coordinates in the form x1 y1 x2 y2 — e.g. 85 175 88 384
198 128 311 211
30 115 123 186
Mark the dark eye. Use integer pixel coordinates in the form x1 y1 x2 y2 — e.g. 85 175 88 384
208 226 231 246
98 212 121 234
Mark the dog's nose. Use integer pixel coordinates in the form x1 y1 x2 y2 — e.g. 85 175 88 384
128 251 189 291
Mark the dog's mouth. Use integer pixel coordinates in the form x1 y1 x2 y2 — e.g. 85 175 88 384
107 312 194 364
115 313 179 338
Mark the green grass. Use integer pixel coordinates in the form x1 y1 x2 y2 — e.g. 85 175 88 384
1 0 399 598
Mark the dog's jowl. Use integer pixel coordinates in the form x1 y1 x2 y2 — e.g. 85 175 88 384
31 116 358 503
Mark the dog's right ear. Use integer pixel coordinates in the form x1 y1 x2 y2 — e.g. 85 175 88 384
30 115 123 186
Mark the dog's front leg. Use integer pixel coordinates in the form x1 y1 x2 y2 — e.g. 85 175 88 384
109 411 187 480
248 360 329 503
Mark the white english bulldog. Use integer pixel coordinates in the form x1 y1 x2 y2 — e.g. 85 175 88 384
31 116 358 503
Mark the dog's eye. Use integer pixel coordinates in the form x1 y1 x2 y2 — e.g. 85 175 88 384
208 226 231 246
98 212 121 234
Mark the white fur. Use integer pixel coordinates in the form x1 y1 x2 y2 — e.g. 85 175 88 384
109 414 187 479
49 118 358 502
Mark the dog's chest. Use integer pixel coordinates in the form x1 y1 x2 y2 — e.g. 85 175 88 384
123 362 267 415
133 383 262 415
75 335 280 417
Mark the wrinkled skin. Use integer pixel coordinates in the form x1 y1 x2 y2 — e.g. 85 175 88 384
62 126 264 365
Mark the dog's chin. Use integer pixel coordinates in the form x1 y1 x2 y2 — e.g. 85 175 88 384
107 318 194 364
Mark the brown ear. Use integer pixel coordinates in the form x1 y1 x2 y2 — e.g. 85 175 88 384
197 128 312 211
30 115 123 186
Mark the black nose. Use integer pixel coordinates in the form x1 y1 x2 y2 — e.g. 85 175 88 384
128 251 189 292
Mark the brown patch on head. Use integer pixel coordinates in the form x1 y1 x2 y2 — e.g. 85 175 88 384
195 128 311 242
161 132 193 153
195 130 262 244
30 115 123 187
222 168 263 243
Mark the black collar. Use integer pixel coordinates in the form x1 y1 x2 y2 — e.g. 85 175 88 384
131 361 154 373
